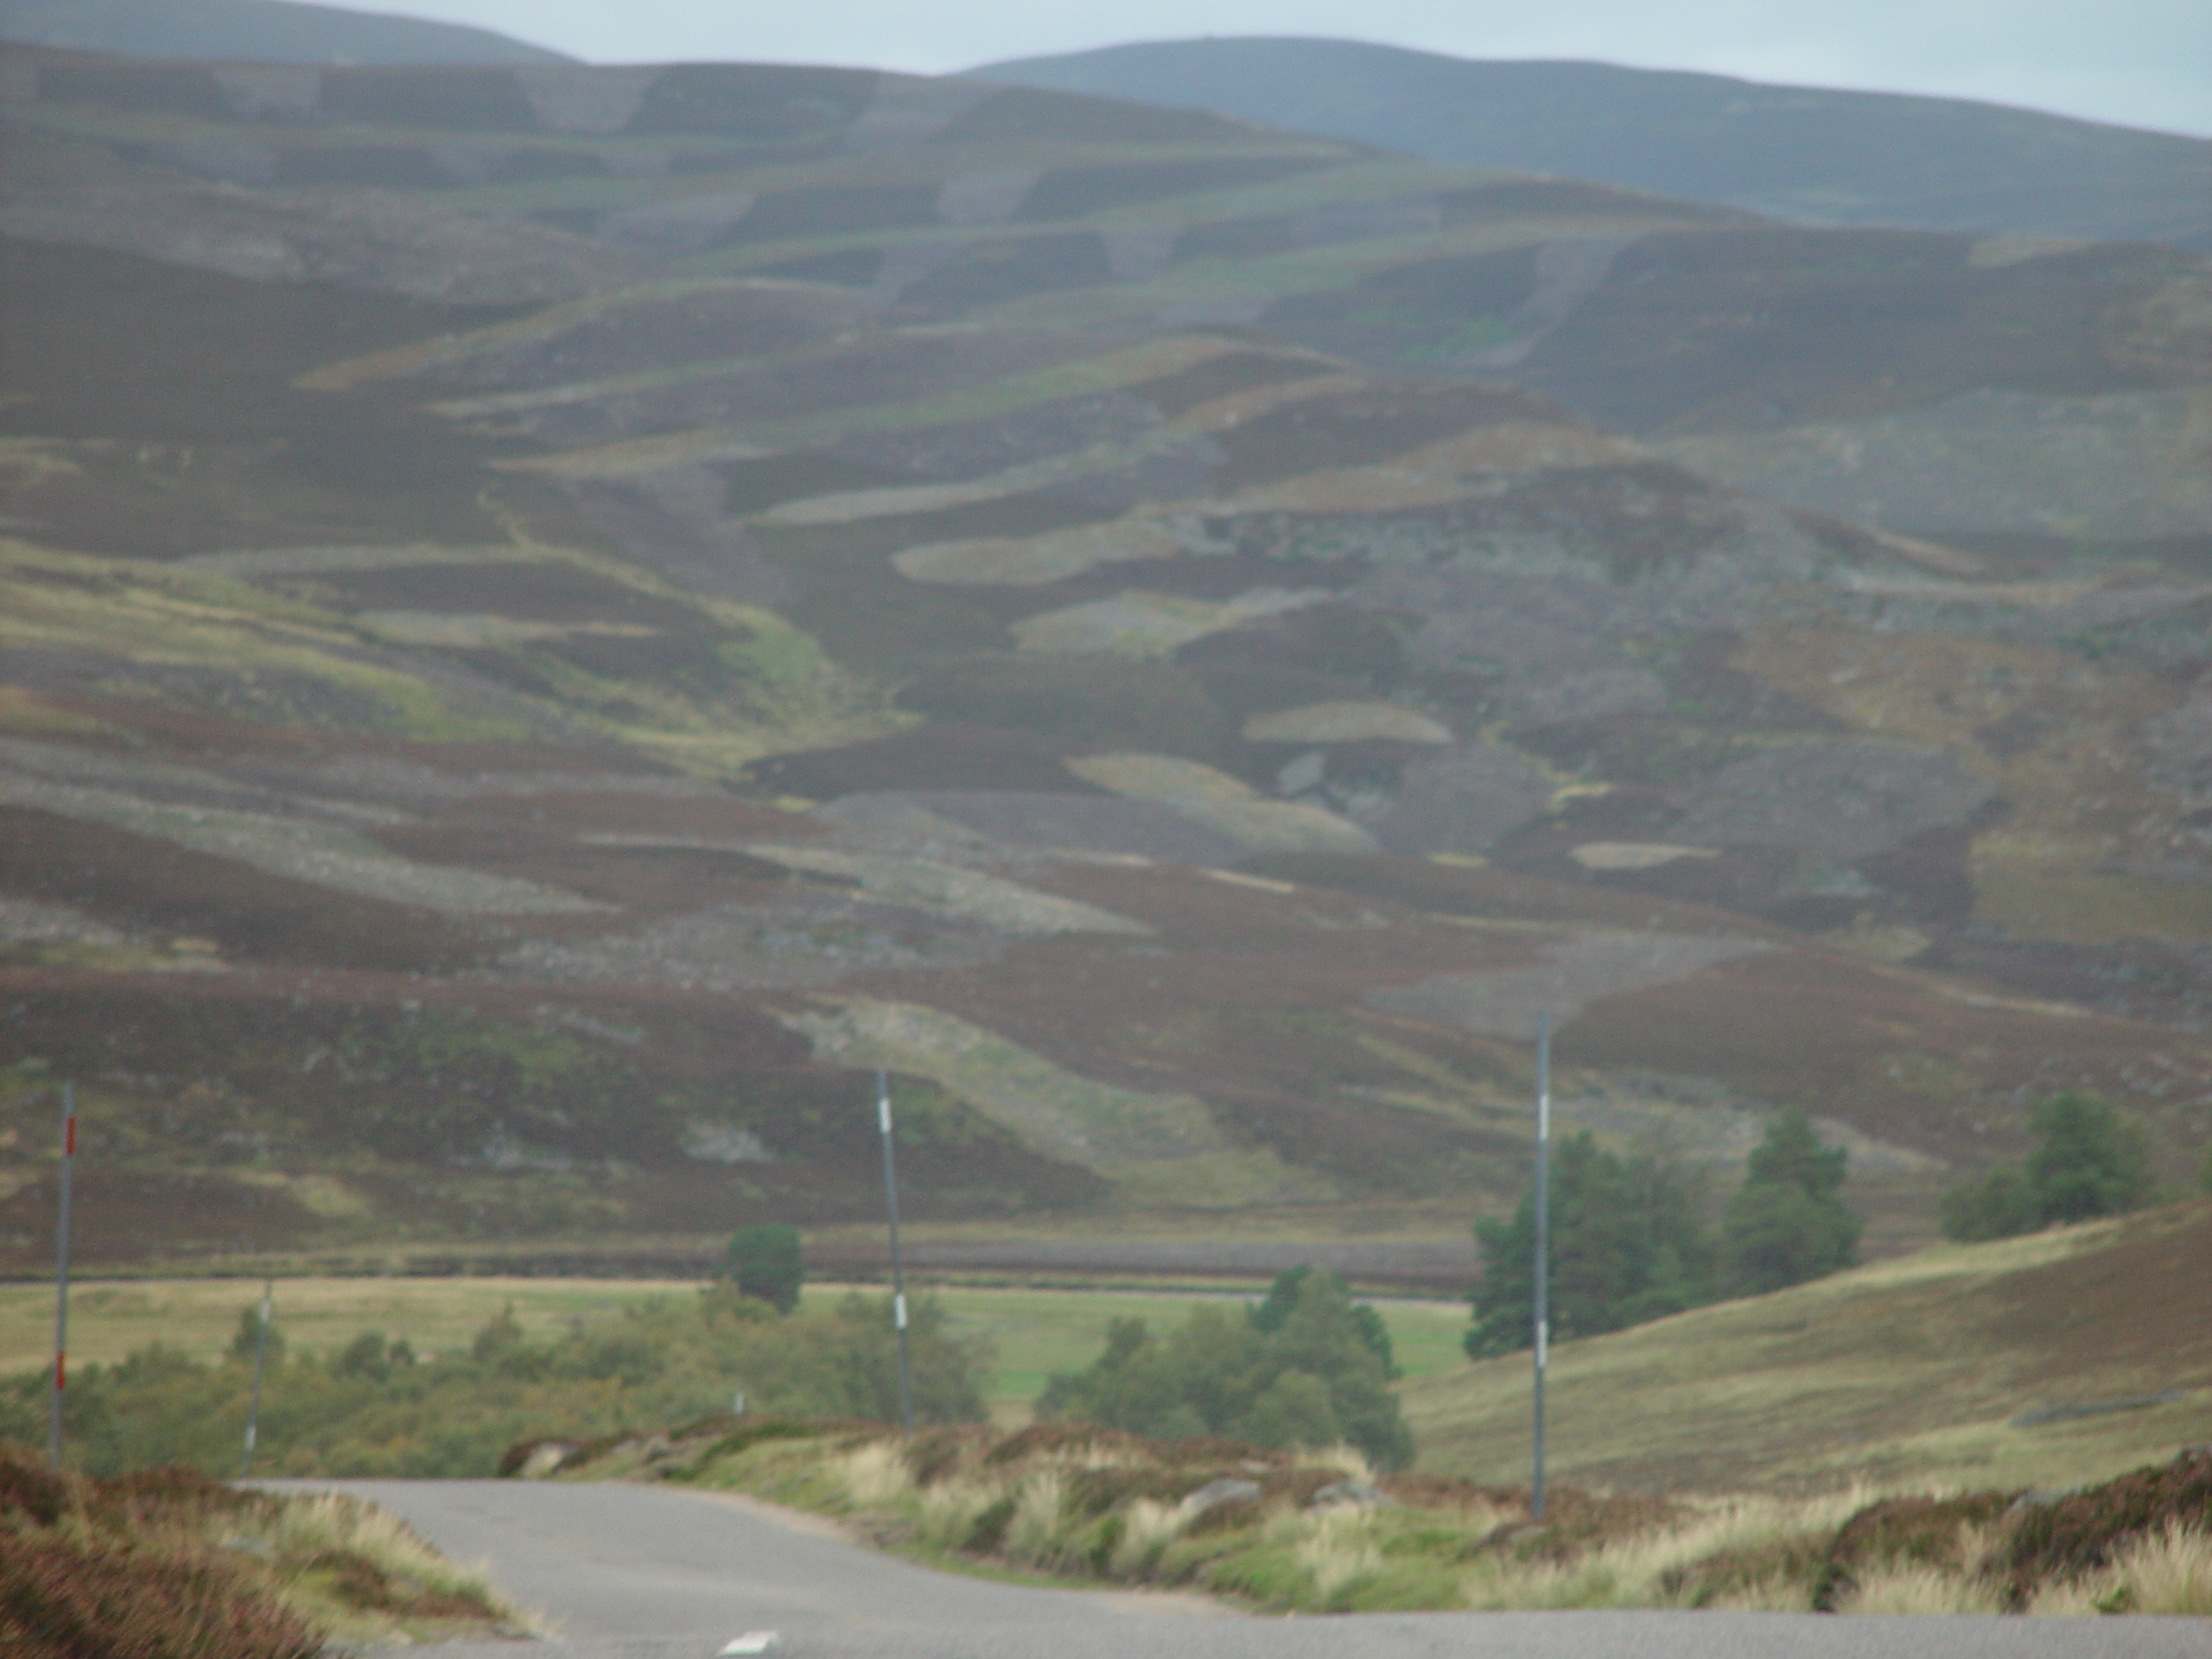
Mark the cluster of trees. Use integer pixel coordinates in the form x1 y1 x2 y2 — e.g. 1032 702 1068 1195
5 1268 987 1479
1036 1265 1414 1470
1941 1091 2154 1242
1466 1109 1860 1357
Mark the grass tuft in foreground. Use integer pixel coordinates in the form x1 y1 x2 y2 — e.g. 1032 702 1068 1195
543 1419 2212 1616
0 1444 528 1656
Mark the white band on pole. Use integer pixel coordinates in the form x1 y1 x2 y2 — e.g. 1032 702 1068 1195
894 1292 908 1331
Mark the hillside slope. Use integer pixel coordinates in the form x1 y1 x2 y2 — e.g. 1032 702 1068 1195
1407 1201 2212 1492
0 54 2209 1276
8 51 2207 558
979 37 2212 251
0 0 570 64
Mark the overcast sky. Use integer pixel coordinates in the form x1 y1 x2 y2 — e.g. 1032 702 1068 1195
365 0 2211 137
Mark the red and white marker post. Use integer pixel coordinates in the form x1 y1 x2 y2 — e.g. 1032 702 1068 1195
48 1079 74 1470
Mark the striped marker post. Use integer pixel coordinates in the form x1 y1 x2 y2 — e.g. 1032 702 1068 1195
1531 1015 1550 1522
49 1080 74 1471
876 1069 914 1435
241 1280 274 1478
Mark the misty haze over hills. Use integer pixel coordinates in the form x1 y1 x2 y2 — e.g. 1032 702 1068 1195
11 3 2203 250
0 0 570 65
0 0 2206 1370
980 36 2212 251
1 35 2209 1284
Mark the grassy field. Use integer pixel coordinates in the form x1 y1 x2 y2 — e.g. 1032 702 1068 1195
1403 1200 2212 1495
0 1274 1471 1426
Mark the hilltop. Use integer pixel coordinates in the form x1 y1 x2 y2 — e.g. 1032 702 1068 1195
0 53 2208 1277
979 36 2212 251
0 0 570 65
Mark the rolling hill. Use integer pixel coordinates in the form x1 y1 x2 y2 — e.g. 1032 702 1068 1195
979 37 2212 251
1408 1199 2212 1494
0 0 570 65
0 51 2209 1281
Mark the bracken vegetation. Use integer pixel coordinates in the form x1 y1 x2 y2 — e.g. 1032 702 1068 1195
0 1445 522 1656
556 1421 2212 1617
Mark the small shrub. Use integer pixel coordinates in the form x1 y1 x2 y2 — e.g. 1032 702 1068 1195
964 1495 1017 1554
722 1225 804 1315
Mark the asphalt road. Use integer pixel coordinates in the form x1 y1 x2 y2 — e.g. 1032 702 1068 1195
284 1479 2208 1659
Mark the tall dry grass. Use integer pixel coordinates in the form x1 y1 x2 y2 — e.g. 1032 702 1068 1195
1288 1507 1382 1599
836 1440 914 1510
238 1491 521 1637
2028 1520 2212 1616
654 1421 2212 1620
1459 1485 1875 1611
1003 1470 1070 1564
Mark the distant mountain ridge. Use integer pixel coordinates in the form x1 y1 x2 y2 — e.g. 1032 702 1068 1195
0 0 571 65
977 36 2212 251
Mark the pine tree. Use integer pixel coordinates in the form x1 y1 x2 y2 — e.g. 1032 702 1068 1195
2023 1092 2150 1224
1940 1091 2153 1242
1720 1109 1859 1294
1465 1134 1714 1357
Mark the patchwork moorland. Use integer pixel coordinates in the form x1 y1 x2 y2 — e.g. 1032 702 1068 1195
1 49 2210 1283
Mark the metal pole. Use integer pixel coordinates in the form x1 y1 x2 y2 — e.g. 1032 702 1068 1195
876 1069 914 1435
241 1279 273 1478
49 1079 73 1471
1532 1014 1550 1522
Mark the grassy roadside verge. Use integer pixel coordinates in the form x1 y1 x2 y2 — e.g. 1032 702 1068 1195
0 1446 531 1655
531 1418 2212 1617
